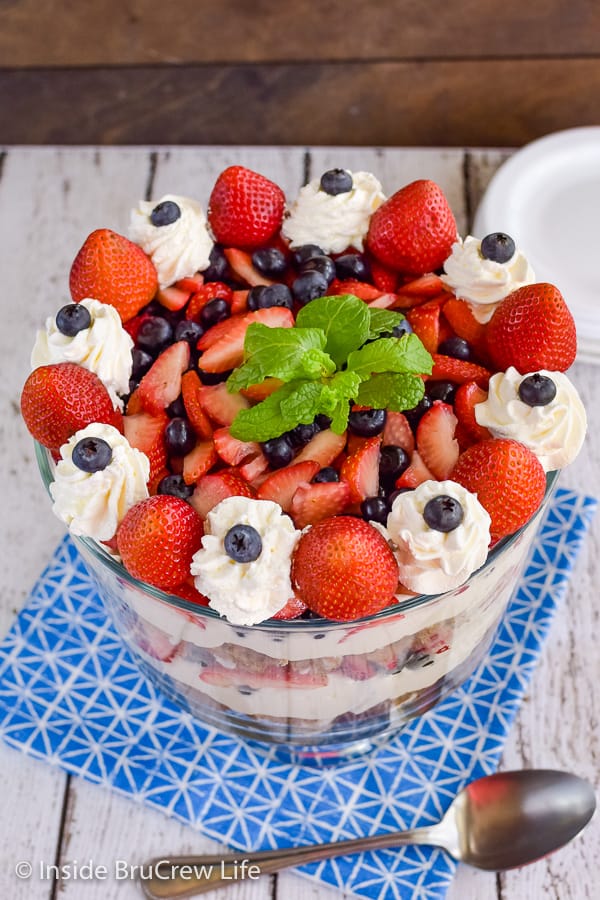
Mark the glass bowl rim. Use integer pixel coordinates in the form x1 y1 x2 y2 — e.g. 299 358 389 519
35 441 559 632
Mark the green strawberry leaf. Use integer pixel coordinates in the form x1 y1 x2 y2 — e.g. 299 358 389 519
295 294 371 368
356 372 426 412
346 333 433 379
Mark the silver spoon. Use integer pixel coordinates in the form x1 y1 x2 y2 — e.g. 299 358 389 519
139 769 596 899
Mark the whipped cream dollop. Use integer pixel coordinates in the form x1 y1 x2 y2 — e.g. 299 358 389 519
190 497 301 626
282 171 385 254
441 235 535 323
384 480 491 594
30 298 133 409
474 367 587 471
129 194 213 288
50 423 150 542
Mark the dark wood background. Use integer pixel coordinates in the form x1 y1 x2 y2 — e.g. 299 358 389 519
2 0 599 146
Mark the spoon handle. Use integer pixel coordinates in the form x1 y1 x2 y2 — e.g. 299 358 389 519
139 825 450 898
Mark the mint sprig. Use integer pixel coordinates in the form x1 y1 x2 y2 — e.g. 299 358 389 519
227 295 433 443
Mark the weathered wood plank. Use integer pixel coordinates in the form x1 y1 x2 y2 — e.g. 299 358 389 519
2 0 600 66
2 58 600 148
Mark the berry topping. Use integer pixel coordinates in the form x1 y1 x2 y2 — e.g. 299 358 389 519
319 168 353 195
72 436 113 473
423 495 464 532
150 200 181 227
55 303 91 336
480 232 515 264
224 524 263 562
518 373 557 407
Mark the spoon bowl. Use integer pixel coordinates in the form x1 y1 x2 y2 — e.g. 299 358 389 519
140 769 596 899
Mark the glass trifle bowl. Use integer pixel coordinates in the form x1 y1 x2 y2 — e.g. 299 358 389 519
36 445 558 761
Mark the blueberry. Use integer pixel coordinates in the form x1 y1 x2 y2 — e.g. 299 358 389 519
314 414 332 430
427 380 456 404
224 524 263 562
348 408 387 437
319 168 353 196
157 473 194 500
165 417 196 456
131 347 154 381
300 255 336 285
166 394 186 418
292 244 325 267
335 253 370 281
437 336 472 360
312 466 339 483
379 445 410 487
518 373 557 407
480 232 516 264
55 303 91 336
203 245 228 282
360 496 388 524
387 487 412 508
72 437 113 473
196 367 232 385
136 316 174 354
404 395 433 430
175 319 204 344
251 247 287 277
247 283 293 311
423 495 464 532
287 422 318 448
291 270 329 305
200 298 230 329
150 200 181 227
261 435 294 468
393 320 413 337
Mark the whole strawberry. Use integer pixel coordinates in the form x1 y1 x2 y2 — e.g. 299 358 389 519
366 179 457 275
70 228 158 322
117 495 204 590
291 516 399 621
21 362 121 452
208 165 285 249
451 438 546 540
485 283 577 373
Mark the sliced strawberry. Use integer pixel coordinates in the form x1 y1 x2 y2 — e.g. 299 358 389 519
454 382 492 442
442 296 487 346
125 388 144 415
340 436 381 503
428 354 491 388
293 428 348 467
180 370 214 439
368 257 399 293
122 311 153 343
257 460 320 511
366 293 399 309
200 660 327 689
394 449 435 488
196 382 250 426
185 282 232 322
175 274 205 293
213 426 262 466
235 451 270 483
197 306 294 372
240 377 284 402
290 480 352 529
328 278 382 301
223 247 276 287
137 341 190 415
190 471 256 519
272 595 308 620
405 298 442 354
123 411 168 487
156 284 191 311
397 273 447 299
415 401 459 479
182 440 218 485
382 410 415 454
230 289 250 314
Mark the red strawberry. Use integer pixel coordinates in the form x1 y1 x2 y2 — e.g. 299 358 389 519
137 341 190 415
396 273 447 301
272 595 308 620
69 228 158 322
382 410 415 454
21 362 121 452
213 426 262 466
293 428 348 467
190 471 256 519
454 382 491 442
175 274 205 293
329 279 382 301
156 284 192 312
230 290 250 315
117 495 204 590
182 440 218 485
366 180 457 275
196 382 250 426
208 165 285 249
416 401 459 479
428 354 491 388
240 377 284 402
197 306 294 372
223 248 276 287
442 296 487 347
235 451 269 483
406 298 443 354
257 460 320 511
170 580 210 607
451 438 546 539
394 449 435 488
185 282 232 322
123 411 168 488
290 481 351 528
180 370 214 439
340 436 381 502
368 257 399 293
486 283 577 373
291 517 399 621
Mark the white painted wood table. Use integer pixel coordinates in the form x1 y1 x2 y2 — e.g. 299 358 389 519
1 146 598 900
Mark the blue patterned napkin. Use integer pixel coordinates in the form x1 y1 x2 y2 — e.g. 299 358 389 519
0 487 596 900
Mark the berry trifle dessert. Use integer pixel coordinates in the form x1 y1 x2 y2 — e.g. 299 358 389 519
21 165 587 755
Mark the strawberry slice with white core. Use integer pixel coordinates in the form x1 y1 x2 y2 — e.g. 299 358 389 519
197 306 294 372
394 449 435 489
123 411 168 483
224 247 276 287
156 284 192 311
257 460 320 511
196 382 250 426
190 471 256 519
382 410 415 454
340 436 381 503
182 440 218 485
416 400 459 479
290 480 352 529
293 428 347 467
213 426 262 466
137 341 190 415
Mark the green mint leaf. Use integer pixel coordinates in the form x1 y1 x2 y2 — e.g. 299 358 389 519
295 294 370 368
227 324 335 392
356 372 426 412
278 370 362 435
346 333 433 379
367 308 407 340
228 382 301 442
